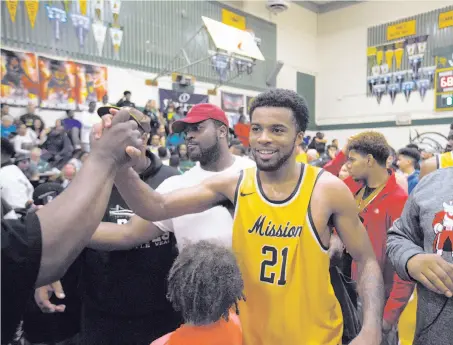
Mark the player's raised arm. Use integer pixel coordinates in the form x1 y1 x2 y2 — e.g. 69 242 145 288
324 174 384 345
114 167 239 222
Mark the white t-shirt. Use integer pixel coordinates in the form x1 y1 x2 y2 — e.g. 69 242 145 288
0 165 34 209
75 111 101 144
153 155 255 249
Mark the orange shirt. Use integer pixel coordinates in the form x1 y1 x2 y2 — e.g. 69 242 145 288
150 312 242 345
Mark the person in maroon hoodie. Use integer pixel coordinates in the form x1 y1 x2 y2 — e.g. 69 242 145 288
324 132 414 342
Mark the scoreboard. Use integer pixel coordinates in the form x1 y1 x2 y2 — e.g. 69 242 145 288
435 67 453 112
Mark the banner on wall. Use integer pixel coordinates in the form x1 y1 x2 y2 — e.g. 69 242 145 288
38 56 77 110
6 0 19 23
159 89 208 113
76 63 108 110
1 49 39 106
25 0 39 29
221 91 243 112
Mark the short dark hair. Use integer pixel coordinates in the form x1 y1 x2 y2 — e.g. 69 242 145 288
169 154 180 168
327 145 338 151
167 240 245 325
157 146 167 158
406 143 419 150
398 147 420 164
348 131 390 167
249 89 309 132
124 91 131 96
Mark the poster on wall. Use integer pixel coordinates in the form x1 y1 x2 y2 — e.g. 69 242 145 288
221 91 244 112
1 49 39 106
38 56 77 110
159 89 208 114
76 63 108 110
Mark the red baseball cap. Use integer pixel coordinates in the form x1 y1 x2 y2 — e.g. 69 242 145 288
171 103 229 133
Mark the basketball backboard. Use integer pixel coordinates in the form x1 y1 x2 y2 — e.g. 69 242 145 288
202 16 265 61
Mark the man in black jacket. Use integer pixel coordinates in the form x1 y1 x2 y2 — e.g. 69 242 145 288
80 149 181 345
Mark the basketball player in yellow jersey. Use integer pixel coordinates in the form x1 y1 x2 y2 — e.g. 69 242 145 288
108 90 385 345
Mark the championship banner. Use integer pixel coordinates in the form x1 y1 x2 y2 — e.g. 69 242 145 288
46 5 67 41
78 0 88 15
93 0 104 22
439 10 453 29
25 0 39 29
76 63 108 110
38 56 77 110
92 22 107 56
71 13 90 48
1 49 39 106
394 41 405 70
221 91 244 112
159 89 208 113
246 95 255 115
110 0 121 27
384 44 394 69
6 0 19 23
110 27 123 58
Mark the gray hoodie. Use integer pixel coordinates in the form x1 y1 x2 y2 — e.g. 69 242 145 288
387 167 453 345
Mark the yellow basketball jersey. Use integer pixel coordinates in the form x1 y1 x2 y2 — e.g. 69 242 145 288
232 165 343 345
438 151 453 169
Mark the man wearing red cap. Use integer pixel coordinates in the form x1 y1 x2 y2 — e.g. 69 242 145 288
90 103 254 250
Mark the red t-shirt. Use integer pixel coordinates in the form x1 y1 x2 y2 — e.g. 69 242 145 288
150 312 242 345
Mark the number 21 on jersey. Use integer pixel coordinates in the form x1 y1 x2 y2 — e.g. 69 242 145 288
260 245 289 286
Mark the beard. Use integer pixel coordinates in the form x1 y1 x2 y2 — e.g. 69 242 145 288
252 141 295 172
188 136 221 165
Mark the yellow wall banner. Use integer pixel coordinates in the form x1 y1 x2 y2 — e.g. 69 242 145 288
79 0 87 15
367 46 377 57
387 20 416 41
439 10 453 29
25 0 39 28
221 8 246 30
6 0 19 23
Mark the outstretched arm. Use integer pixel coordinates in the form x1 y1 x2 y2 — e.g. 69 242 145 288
328 177 384 344
89 215 165 251
114 168 238 222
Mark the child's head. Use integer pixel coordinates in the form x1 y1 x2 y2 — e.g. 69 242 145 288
167 241 245 326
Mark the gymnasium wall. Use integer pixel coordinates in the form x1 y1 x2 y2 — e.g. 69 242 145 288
316 0 453 128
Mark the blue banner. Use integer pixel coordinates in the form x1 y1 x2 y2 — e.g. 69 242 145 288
159 89 208 113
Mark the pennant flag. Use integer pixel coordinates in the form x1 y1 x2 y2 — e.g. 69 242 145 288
372 85 386 105
79 0 87 15
62 0 70 12
111 0 121 27
417 79 430 101
71 13 90 47
385 44 394 69
6 0 19 23
376 47 384 65
394 41 405 70
94 0 104 22
110 27 124 57
25 0 40 28
417 35 428 56
388 84 400 104
92 22 107 55
402 81 415 102
46 5 68 40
